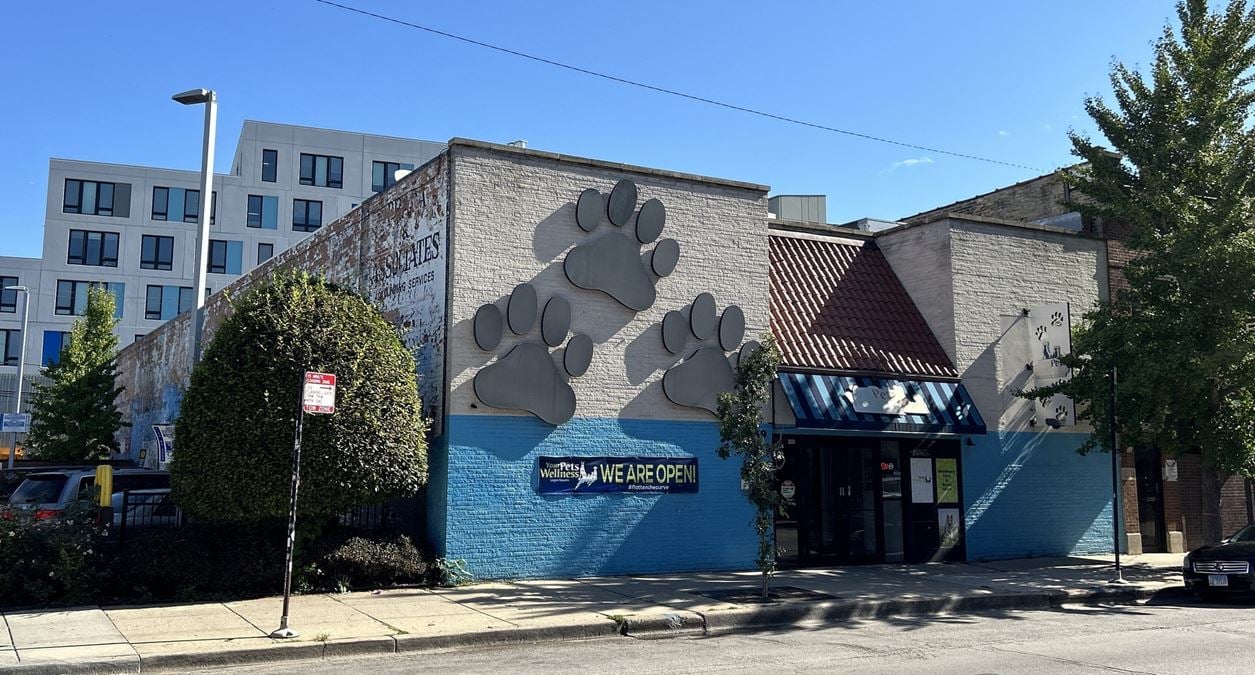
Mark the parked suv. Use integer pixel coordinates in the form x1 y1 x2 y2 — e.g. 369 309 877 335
6 468 170 519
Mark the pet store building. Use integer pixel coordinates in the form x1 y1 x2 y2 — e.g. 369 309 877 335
117 139 1119 579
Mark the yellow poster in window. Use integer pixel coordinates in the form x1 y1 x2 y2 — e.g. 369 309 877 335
936 458 958 504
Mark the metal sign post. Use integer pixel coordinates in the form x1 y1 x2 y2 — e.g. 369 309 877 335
271 371 336 640
1108 367 1129 585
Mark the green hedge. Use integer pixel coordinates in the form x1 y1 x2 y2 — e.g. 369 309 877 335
173 272 428 524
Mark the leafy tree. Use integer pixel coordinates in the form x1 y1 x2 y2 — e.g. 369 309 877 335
1026 0 1255 539
172 272 428 524
716 336 782 599
27 285 126 462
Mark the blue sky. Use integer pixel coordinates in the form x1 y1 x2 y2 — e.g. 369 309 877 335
0 1 1175 258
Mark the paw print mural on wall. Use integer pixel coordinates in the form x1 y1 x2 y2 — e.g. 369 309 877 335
661 292 752 413
563 179 681 311
472 283 594 425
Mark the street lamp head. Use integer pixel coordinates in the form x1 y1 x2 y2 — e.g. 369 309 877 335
172 88 215 105
2 286 27 293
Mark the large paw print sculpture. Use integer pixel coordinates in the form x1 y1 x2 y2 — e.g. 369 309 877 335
472 283 594 425
661 293 754 413
563 179 681 311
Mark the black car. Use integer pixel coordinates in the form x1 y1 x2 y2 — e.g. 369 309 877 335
1184 524 1255 599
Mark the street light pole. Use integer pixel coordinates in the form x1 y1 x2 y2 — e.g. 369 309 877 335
171 88 217 365
5 286 29 470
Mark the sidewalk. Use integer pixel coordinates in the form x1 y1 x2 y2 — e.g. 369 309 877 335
0 554 1185 674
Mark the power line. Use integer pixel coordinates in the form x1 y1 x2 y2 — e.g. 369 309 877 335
313 0 1043 172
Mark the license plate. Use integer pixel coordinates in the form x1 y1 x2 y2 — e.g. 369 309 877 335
1209 574 1229 587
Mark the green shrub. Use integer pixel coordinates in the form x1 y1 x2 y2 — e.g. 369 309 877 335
172 272 428 524
0 505 101 609
307 533 430 592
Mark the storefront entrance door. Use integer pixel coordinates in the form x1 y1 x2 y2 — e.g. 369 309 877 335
777 443 883 565
1134 447 1166 553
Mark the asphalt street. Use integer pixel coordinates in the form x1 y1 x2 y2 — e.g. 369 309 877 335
212 597 1255 674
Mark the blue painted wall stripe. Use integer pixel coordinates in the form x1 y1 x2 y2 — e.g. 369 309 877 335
439 414 757 579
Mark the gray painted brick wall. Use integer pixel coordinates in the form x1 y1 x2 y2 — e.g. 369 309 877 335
446 145 770 423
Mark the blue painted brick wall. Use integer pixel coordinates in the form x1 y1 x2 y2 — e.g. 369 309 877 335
438 414 757 579
964 430 1117 559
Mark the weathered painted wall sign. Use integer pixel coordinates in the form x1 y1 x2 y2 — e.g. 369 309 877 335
537 456 699 494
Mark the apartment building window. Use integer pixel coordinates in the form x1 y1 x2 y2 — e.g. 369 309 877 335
262 149 278 183
247 194 279 229
152 187 216 224
55 280 124 318
0 329 21 366
67 230 120 267
145 285 193 321
371 161 414 193
298 153 343 188
258 242 274 264
63 179 130 217
208 240 243 275
140 235 175 270
41 331 70 367
0 277 17 313
293 199 322 232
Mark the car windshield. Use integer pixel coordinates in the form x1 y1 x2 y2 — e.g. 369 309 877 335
7 475 67 505
1230 525 1255 542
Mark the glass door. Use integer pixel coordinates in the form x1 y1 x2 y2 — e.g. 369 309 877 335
838 446 882 563
776 439 887 566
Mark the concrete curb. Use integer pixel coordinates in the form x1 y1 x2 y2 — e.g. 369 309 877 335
0 655 141 675
393 621 620 653
0 586 1174 673
619 611 706 638
136 640 322 673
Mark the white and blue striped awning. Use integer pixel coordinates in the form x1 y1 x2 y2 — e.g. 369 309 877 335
777 372 986 435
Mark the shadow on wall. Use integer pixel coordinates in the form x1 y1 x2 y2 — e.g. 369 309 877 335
448 225 638 385
532 200 578 263
964 430 1115 560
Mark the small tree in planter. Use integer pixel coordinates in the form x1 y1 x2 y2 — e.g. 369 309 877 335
716 336 783 600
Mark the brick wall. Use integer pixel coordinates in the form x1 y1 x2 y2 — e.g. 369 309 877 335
873 221 956 364
904 173 1076 226
439 142 771 578
116 153 450 458
880 216 1118 558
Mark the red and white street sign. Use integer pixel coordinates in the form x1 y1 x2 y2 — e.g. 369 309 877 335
302 372 336 414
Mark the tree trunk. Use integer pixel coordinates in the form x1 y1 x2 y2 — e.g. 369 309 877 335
1200 461 1225 544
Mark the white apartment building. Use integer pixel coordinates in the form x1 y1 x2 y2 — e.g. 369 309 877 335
0 121 445 387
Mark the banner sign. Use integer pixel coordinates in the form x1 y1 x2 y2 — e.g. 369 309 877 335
153 424 175 464
537 456 698 494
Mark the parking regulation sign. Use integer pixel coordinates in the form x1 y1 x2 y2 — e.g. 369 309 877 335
302 372 336 414
1 413 30 433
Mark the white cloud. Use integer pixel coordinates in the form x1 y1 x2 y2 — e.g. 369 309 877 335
998 130 1010 137
881 156 934 174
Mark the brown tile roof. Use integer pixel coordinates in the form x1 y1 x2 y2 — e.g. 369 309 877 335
770 231 957 378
